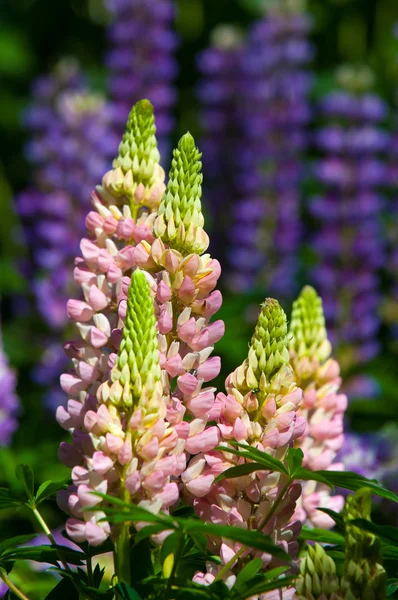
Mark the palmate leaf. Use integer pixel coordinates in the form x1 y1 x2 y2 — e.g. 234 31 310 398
34 478 70 506
214 462 273 483
2 544 85 566
0 487 24 510
15 464 34 502
285 447 304 477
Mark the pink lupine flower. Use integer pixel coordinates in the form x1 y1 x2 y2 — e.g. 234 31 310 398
188 299 304 585
289 286 347 528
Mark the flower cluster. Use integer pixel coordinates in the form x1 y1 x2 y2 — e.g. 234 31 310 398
190 299 305 588
289 286 347 528
16 60 116 409
57 102 224 547
0 329 19 447
227 5 312 297
106 0 178 160
310 68 388 369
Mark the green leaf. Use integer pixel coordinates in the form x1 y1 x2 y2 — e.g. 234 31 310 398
15 465 34 502
0 534 37 555
214 462 272 483
233 558 262 593
286 447 304 477
350 519 398 545
35 478 70 506
387 579 398 596
299 526 345 545
181 519 290 561
0 488 24 510
114 583 143 600
2 545 85 566
134 524 167 543
231 576 294 598
317 508 345 531
314 471 398 502
292 467 333 488
215 443 288 476
45 577 79 600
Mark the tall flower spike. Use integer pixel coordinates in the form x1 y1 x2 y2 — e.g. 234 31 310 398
341 489 386 599
100 99 165 210
289 286 347 529
154 132 209 254
190 300 305 591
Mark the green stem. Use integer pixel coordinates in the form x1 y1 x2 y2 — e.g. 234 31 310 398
86 553 93 587
114 468 132 586
214 478 292 583
32 507 72 574
0 569 30 600
114 522 131 585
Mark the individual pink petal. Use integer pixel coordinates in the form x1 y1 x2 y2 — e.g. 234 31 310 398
186 474 214 497
117 218 135 239
85 521 109 546
88 285 108 311
139 437 159 460
89 327 109 348
66 518 86 542
92 452 114 475
178 373 199 396
185 426 220 454
60 374 86 396
67 300 93 322
233 418 247 441
165 353 184 378
86 211 104 232
58 442 82 468
103 215 118 234
125 471 141 495
157 281 172 303
80 238 100 262
118 439 133 465
142 470 166 493
155 482 179 509
196 357 221 382
97 249 113 272
177 317 197 344
174 422 190 440
186 389 215 418
107 263 123 284
178 276 196 304
158 308 172 334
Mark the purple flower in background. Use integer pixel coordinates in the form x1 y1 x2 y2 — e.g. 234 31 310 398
0 331 19 446
226 7 313 298
310 70 388 369
16 60 117 410
105 0 178 160
196 25 244 261
336 432 387 480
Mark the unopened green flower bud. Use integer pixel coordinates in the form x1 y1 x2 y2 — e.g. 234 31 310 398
111 269 161 409
289 285 331 364
248 298 290 383
154 132 209 255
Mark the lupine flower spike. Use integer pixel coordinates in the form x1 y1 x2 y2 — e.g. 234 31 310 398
294 489 386 599
191 299 305 591
289 286 347 528
56 100 168 546
134 132 224 460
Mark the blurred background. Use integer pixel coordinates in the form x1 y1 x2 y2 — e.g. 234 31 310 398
1 0 398 595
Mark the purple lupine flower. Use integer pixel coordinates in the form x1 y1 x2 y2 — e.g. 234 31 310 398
310 73 388 368
16 61 117 410
105 0 178 161
226 7 313 298
196 26 244 260
336 432 388 480
0 330 19 446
